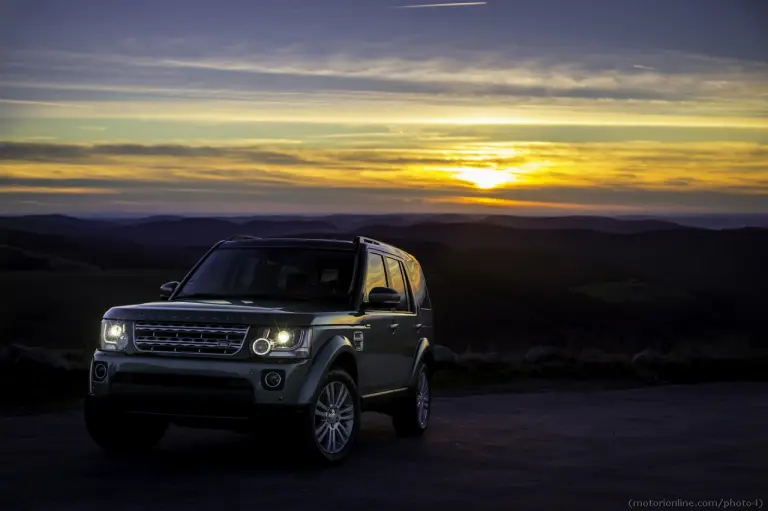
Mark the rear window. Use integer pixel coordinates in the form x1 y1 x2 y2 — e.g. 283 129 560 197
385 256 410 312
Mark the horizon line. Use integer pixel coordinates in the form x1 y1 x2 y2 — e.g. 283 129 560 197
3 212 767 219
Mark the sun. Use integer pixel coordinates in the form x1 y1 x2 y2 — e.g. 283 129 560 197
455 168 516 189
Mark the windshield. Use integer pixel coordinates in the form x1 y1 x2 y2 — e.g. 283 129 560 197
175 247 357 303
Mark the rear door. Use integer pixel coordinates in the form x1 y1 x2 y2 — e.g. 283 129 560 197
383 256 420 388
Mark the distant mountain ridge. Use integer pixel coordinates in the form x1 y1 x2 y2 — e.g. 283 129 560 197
0 213 693 246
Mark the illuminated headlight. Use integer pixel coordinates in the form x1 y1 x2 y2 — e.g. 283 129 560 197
251 327 311 358
100 319 132 351
276 330 292 344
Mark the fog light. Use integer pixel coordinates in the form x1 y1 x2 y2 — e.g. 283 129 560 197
264 371 282 389
252 338 271 356
93 362 108 382
261 369 285 390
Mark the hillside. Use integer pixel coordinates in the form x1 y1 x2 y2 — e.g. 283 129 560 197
0 228 187 270
1 214 766 353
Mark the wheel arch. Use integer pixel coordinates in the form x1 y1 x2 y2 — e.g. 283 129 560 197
408 337 434 386
331 350 358 385
297 334 358 405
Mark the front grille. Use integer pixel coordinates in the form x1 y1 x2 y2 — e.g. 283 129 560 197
134 322 249 356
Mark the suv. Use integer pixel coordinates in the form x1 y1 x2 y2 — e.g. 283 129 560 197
85 235 435 463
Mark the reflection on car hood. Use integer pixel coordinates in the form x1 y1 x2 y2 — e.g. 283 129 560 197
103 299 359 326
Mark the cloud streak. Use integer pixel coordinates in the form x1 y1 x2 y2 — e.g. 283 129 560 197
0 98 88 109
1 139 765 215
395 2 487 8
9 47 768 99
2 47 765 128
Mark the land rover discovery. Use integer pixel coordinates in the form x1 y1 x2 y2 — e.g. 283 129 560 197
85 235 435 463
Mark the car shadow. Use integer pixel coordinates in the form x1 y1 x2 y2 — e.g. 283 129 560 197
82 413 429 479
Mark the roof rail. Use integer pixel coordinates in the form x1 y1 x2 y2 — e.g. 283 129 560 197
354 235 382 246
226 234 262 241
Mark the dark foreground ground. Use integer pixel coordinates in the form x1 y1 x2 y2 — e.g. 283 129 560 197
1 383 766 511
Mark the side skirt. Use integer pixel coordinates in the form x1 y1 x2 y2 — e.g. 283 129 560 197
360 387 409 414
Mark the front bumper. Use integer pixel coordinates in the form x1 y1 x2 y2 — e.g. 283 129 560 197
89 351 312 418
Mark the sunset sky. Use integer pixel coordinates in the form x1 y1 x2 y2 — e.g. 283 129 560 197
1 0 766 215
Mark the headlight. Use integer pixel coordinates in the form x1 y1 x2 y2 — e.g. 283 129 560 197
100 319 132 351
251 327 310 358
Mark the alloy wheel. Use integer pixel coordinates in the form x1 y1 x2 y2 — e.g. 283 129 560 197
314 380 355 454
416 370 430 428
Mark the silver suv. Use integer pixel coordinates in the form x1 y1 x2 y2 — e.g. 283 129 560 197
85 235 435 464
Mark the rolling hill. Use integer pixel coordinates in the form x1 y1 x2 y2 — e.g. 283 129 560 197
1 214 766 352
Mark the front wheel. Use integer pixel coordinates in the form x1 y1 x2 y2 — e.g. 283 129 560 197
84 397 168 455
300 369 360 465
392 364 431 437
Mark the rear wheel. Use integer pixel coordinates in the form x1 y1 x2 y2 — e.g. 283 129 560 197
392 363 431 437
84 397 168 455
300 369 360 465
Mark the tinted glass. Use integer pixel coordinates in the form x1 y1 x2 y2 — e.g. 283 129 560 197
176 247 355 303
422 284 432 310
404 257 430 309
363 253 388 303
386 257 409 311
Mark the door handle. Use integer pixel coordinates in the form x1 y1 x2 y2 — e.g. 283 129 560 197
414 323 423 330
389 323 399 330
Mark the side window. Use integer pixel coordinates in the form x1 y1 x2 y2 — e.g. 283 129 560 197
363 253 388 305
385 257 409 312
404 257 431 310
422 283 432 310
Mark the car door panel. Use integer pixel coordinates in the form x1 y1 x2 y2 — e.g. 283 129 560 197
356 314 398 395
384 257 418 388
355 252 400 395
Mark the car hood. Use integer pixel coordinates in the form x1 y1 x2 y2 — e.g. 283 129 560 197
103 299 360 326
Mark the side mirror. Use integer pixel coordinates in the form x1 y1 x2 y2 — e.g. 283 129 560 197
159 281 179 300
366 286 401 309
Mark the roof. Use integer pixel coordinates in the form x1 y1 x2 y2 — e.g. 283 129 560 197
217 235 414 261
220 237 355 251
356 236 413 262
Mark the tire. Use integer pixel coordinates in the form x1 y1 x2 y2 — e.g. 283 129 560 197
84 396 168 455
299 369 361 465
392 363 431 437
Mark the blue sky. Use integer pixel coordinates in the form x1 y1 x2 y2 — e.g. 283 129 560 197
1 0 766 215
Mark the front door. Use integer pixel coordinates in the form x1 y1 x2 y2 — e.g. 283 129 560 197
356 252 400 395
